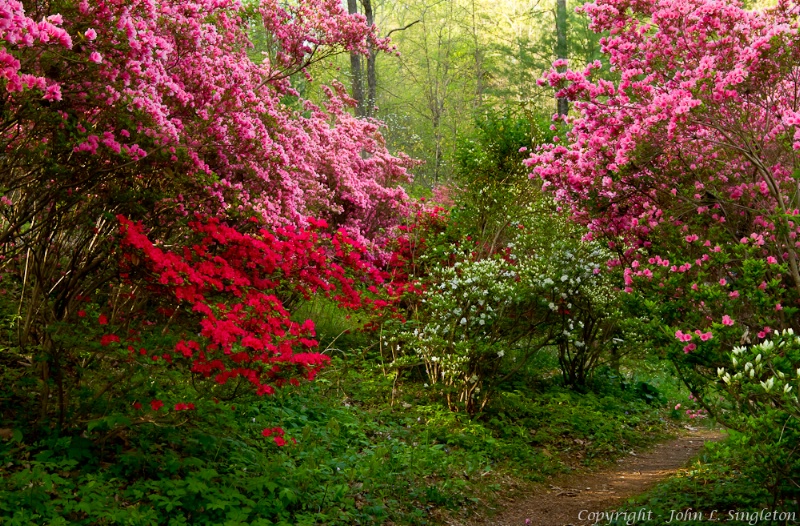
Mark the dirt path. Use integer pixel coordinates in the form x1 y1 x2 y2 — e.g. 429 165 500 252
466 427 724 526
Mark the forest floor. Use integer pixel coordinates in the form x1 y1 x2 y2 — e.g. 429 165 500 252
462 426 724 526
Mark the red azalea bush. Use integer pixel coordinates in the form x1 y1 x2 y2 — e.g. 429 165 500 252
117 214 385 400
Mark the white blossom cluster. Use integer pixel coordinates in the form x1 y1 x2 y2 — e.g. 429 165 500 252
717 329 800 402
408 256 520 386
523 238 618 350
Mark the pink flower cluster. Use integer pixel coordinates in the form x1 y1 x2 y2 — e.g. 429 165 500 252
527 0 800 292
1 0 413 246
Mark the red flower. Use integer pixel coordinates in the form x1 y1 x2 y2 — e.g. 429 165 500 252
133 402 142 410
98 314 108 325
274 436 287 447
262 426 284 438
77 310 86 318
150 399 164 411
100 333 120 346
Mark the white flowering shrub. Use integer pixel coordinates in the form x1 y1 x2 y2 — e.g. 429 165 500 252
712 330 800 503
714 330 800 421
382 197 628 412
382 246 554 413
524 237 623 389
379 114 629 411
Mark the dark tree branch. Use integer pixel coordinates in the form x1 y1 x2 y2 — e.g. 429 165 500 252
384 20 421 39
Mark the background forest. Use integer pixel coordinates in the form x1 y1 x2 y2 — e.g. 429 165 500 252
0 0 798 525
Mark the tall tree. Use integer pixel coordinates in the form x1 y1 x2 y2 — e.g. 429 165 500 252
555 0 569 116
348 0 377 118
364 0 378 117
348 0 367 116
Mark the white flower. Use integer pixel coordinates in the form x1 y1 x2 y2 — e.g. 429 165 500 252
755 353 762 363
460 317 467 325
761 377 775 391
717 367 726 377
497 350 505 358
784 384 793 393
561 274 569 282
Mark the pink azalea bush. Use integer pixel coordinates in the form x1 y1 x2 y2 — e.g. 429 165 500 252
528 0 800 500
528 0 799 375
1 0 411 243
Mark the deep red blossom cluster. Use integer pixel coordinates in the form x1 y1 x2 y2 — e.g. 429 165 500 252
371 205 449 323
118 214 386 397
262 427 289 446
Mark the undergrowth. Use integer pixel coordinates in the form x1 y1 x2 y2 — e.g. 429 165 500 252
0 347 676 525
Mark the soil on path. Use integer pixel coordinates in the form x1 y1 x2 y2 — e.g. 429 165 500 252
466 427 724 526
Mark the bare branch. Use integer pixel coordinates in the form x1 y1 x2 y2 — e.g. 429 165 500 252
384 20 421 39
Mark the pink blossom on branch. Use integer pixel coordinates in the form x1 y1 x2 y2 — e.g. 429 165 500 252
527 0 800 355
1 0 412 246
528 0 800 289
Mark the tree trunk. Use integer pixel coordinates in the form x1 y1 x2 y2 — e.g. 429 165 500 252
471 0 484 107
348 0 366 117
555 0 569 117
363 0 376 118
